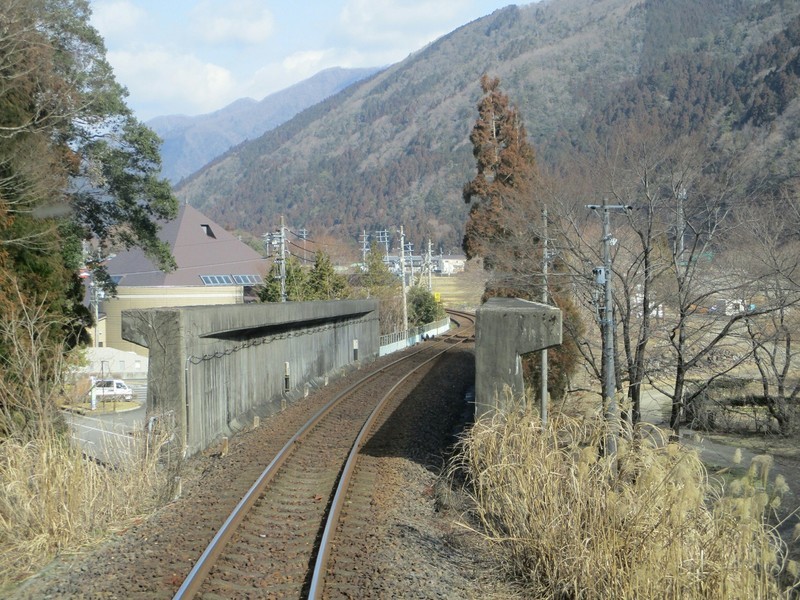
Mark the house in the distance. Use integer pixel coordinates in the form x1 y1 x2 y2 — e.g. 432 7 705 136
98 203 268 353
434 254 466 275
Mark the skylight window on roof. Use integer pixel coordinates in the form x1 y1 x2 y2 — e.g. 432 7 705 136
233 274 263 285
200 224 216 238
200 275 234 286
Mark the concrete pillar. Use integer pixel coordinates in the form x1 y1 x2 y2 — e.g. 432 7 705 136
475 298 562 419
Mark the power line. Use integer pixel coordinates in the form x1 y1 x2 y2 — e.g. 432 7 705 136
286 228 354 250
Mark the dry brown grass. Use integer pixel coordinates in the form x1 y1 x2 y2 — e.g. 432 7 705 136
0 425 176 589
0 276 181 590
431 266 487 311
450 411 796 599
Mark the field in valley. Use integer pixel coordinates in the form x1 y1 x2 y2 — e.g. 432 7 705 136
430 268 487 312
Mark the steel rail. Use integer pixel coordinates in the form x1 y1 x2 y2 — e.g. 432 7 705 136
172 314 471 600
307 325 473 599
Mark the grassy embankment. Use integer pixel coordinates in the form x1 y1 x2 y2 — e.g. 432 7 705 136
431 269 486 312
0 418 177 591
450 411 796 598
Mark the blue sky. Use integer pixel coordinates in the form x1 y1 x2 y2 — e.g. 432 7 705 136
89 1 524 121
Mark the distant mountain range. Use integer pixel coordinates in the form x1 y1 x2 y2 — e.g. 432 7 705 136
173 0 800 252
148 67 382 183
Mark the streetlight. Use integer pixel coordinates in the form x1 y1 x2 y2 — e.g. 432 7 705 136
586 201 632 458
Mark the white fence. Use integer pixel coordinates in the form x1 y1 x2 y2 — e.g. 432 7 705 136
379 317 451 356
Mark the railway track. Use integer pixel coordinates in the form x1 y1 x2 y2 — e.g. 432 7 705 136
174 310 475 599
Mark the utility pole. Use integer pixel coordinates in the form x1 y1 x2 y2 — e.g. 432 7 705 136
586 201 631 458
427 239 433 291
540 208 549 425
406 240 415 286
278 216 287 302
298 228 308 264
375 229 390 257
360 229 369 264
399 226 408 333
90 279 103 348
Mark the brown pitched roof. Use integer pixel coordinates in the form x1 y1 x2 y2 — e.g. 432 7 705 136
108 204 267 286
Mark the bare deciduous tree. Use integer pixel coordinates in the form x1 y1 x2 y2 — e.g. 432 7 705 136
549 126 800 437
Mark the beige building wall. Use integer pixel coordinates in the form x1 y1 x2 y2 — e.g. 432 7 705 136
90 315 108 349
102 286 244 354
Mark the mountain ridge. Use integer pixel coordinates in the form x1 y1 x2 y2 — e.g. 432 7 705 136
149 66 382 184
174 0 800 252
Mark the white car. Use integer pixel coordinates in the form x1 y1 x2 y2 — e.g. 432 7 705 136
91 379 134 406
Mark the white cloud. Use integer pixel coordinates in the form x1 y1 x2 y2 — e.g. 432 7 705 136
190 0 275 45
108 49 237 116
242 46 382 101
92 0 514 118
90 0 147 40
282 50 334 75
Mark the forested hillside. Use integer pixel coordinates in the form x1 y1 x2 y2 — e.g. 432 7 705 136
174 0 800 252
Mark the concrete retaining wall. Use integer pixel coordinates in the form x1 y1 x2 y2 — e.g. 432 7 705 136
122 300 379 456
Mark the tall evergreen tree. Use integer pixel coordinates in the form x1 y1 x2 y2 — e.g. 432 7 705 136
258 257 307 302
462 74 538 269
362 242 396 290
0 0 178 433
306 250 349 300
258 251 349 302
360 242 404 334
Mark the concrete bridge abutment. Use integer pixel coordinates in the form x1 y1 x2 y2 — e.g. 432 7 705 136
475 298 562 419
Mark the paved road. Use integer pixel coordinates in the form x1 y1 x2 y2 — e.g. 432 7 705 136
63 404 146 465
640 386 799 541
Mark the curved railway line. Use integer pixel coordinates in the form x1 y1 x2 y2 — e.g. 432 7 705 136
173 310 476 599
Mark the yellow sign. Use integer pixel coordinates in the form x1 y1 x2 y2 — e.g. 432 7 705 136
434 292 441 302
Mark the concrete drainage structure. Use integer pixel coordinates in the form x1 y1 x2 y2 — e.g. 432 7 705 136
122 300 379 456
475 298 562 419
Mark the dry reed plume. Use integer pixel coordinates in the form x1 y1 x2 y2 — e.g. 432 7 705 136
450 411 795 599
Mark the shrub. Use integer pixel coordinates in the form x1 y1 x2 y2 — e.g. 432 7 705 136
0 279 178 587
449 411 791 598
408 285 445 326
